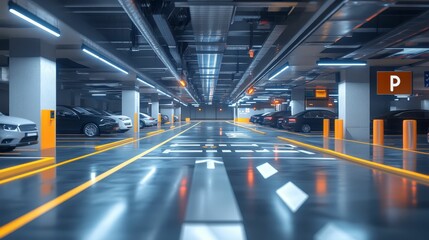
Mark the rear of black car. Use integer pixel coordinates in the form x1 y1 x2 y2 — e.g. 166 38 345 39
262 111 291 127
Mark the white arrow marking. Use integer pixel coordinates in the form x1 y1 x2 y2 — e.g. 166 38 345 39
195 159 224 169
256 163 278 179
205 144 214 146
255 149 270 153
298 150 315 155
169 150 203 153
231 144 258 147
276 182 308 213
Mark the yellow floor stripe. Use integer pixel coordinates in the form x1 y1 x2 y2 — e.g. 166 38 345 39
226 121 266 135
0 158 55 180
146 129 166 136
94 138 134 151
0 122 200 238
339 138 429 156
277 136 429 186
0 123 191 185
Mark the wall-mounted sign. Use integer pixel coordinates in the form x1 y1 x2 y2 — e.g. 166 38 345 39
315 89 327 98
377 71 412 95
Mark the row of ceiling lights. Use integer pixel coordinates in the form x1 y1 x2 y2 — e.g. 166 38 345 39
8 1 196 105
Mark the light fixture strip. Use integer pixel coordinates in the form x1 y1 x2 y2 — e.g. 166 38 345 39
317 59 367 66
269 64 289 80
137 78 155 88
82 46 128 74
265 88 290 91
8 2 60 37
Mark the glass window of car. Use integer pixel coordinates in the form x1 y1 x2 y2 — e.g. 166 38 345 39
73 107 93 115
303 111 316 118
57 106 77 117
322 111 336 118
313 111 325 118
84 108 104 115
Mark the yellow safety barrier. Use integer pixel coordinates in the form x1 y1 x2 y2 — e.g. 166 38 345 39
323 119 330 138
94 138 134 151
403 120 417 150
373 119 384 145
235 118 250 123
146 129 166 136
0 157 55 180
185 118 190 122
334 119 343 139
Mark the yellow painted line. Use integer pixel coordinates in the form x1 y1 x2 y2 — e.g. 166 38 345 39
257 124 320 137
0 122 201 238
226 121 266 135
170 125 176 129
146 129 166 135
57 140 101 143
0 158 55 180
339 138 429 156
277 136 429 186
94 138 134 151
0 153 21 156
0 123 192 185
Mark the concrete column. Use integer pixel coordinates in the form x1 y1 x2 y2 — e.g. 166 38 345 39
174 107 182 121
122 90 140 134
339 67 370 141
290 88 305 115
9 39 56 151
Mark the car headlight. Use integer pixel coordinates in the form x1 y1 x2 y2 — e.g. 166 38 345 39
0 124 18 131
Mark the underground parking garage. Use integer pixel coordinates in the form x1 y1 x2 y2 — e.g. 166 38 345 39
2 0 429 239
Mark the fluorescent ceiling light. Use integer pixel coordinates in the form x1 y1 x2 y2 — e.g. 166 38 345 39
137 78 154 88
265 88 289 91
269 64 289 80
324 45 361 49
184 87 198 104
8 2 60 37
173 98 179 102
240 103 251 106
92 93 106 97
254 98 270 101
317 59 366 66
246 101 256 104
82 45 128 74
389 48 429 55
180 102 188 107
157 89 171 98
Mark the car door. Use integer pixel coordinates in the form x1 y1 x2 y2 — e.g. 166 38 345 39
301 111 316 128
56 107 80 133
312 111 325 131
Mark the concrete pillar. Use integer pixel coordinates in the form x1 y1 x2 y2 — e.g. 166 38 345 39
339 67 370 141
174 107 182 121
122 90 140 134
9 39 56 151
290 88 305 115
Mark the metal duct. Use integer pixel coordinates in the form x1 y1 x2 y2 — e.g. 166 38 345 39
189 1 234 104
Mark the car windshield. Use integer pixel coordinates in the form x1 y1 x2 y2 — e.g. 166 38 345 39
141 113 151 118
262 112 271 116
73 107 94 115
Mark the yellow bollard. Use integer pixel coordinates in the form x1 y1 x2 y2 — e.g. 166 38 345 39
373 119 384 145
403 120 417 150
334 119 343 139
323 119 330 138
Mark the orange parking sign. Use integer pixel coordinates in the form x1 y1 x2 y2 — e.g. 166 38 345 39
377 71 412 95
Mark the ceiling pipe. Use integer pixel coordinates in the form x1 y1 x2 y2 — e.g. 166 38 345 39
230 0 345 103
117 0 199 103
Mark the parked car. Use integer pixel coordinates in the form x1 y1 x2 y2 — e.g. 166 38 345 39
57 106 119 137
256 112 272 124
174 115 179 122
250 114 262 123
0 112 38 152
282 110 337 133
375 109 429 134
261 111 291 128
140 113 157 128
84 108 132 133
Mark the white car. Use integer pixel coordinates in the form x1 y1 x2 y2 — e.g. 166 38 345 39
140 113 157 128
101 110 133 133
0 112 39 152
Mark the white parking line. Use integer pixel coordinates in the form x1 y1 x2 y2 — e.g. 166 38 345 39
240 157 335 160
222 150 232 153
206 150 217 153
205 144 214 147
272 150 299 153
219 144 227 147
163 149 203 154
231 144 258 147
170 144 201 147
255 149 270 153
235 150 253 153
256 163 278 179
276 182 308 213
298 150 315 155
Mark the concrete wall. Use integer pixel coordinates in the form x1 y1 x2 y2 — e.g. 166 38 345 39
182 104 234 120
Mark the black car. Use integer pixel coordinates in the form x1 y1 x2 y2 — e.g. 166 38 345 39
261 111 291 128
56 106 119 137
161 114 169 124
256 112 272 124
375 109 429 134
282 110 337 133
250 114 262 123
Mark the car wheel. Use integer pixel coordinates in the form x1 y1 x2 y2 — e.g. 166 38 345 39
83 123 99 137
140 121 146 129
301 124 311 133
0 147 15 152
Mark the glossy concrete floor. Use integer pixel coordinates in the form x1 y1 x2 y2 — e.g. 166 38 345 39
1 121 429 239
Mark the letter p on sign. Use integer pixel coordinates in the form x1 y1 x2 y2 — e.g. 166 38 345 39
377 71 412 95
